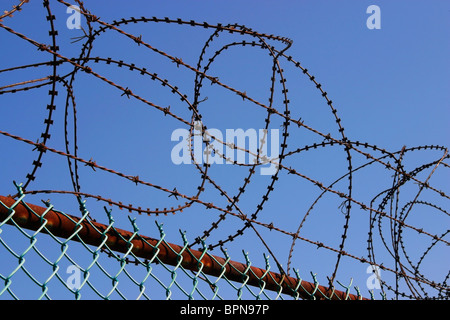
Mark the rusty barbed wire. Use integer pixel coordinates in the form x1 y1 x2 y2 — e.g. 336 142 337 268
0 0 448 300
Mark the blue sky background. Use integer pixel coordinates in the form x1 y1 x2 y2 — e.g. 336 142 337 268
0 0 448 300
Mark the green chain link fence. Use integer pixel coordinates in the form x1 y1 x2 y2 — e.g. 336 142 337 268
0 183 370 300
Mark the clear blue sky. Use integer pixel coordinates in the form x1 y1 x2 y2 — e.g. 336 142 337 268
0 0 448 300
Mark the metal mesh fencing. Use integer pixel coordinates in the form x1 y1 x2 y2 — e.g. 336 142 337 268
0 185 369 300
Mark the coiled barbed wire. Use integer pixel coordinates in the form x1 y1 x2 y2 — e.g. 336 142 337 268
0 0 448 300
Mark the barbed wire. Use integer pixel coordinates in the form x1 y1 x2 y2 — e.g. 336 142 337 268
0 0 448 299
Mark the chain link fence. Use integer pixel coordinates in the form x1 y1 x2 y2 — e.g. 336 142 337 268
0 184 370 300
